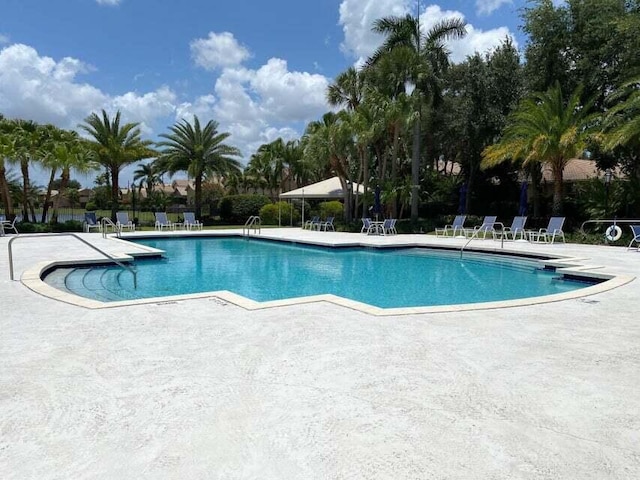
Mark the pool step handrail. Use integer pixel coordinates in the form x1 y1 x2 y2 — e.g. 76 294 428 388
243 216 261 236
460 221 504 259
7 233 137 289
101 217 121 238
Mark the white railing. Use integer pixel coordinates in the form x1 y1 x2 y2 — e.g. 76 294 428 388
101 217 121 238
460 222 504 259
243 216 261 236
7 233 137 288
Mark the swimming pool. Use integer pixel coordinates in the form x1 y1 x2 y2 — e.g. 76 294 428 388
42 236 596 308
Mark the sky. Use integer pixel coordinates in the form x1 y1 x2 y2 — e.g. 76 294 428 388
0 0 546 187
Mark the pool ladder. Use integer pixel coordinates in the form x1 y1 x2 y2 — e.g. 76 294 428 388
101 217 121 238
460 222 504 259
243 216 261 236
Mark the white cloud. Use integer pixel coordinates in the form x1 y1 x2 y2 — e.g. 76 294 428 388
0 43 175 132
96 0 121 5
0 33 9 45
475 0 512 16
190 32 251 71
338 0 517 65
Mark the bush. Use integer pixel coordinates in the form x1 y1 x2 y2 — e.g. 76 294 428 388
318 200 344 221
16 222 49 233
260 201 300 225
51 220 84 233
218 194 271 224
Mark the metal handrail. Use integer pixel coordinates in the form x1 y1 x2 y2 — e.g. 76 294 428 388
460 222 504 259
580 218 640 233
101 217 121 238
8 233 137 288
243 216 261 236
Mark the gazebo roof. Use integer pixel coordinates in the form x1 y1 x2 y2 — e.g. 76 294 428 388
279 176 365 199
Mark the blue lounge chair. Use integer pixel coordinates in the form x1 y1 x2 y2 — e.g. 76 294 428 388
320 217 335 231
465 216 497 239
497 216 527 240
381 219 396 236
530 217 566 243
155 212 175 231
304 216 320 230
183 212 202 230
83 212 102 233
628 225 640 250
116 211 135 232
361 218 373 234
435 215 466 237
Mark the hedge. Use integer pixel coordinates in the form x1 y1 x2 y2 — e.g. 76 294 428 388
218 194 271 224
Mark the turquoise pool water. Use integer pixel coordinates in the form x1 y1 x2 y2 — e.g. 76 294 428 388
43 237 595 308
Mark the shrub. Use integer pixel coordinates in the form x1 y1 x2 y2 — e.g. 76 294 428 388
318 200 344 221
218 194 271 224
51 220 84 233
85 201 97 212
260 201 300 225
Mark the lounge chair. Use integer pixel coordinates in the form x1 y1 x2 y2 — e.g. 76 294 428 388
154 212 175 231
320 216 335 231
380 219 396 236
183 212 203 231
0 215 18 235
116 211 135 232
627 225 640 250
465 216 497 239
304 216 320 230
529 217 566 243
435 215 466 237
496 216 527 240
361 218 372 233
83 212 102 233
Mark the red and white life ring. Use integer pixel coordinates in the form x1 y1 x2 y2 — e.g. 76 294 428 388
605 225 622 242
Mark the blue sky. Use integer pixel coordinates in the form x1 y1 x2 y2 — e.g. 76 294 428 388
0 0 537 186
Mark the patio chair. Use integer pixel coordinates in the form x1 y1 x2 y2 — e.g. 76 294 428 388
183 212 203 231
388 218 398 235
627 225 640 250
0 215 18 235
320 217 335 232
154 212 175 231
465 216 497 239
496 216 527 240
304 216 320 230
380 218 396 236
116 211 135 232
361 218 372 234
83 212 102 233
435 215 466 237
529 217 566 244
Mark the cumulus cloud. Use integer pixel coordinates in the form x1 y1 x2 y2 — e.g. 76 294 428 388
190 32 251 71
475 0 512 16
0 43 175 132
338 0 517 65
0 33 9 45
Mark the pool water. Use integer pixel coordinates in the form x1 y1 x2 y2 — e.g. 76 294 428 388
44 237 593 307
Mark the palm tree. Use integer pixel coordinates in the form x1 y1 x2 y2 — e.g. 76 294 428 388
133 161 160 198
603 76 640 155
156 116 241 219
80 110 155 220
482 83 593 215
368 14 466 222
0 115 16 218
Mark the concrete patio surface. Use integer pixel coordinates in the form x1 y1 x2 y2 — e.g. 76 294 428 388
1 229 639 479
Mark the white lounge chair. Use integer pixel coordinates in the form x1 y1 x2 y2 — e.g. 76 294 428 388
320 217 335 231
529 217 566 243
116 211 135 232
465 216 497 239
627 225 640 250
183 212 203 231
435 215 466 237
83 212 102 233
154 212 175 231
304 216 320 230
496 216 527 240
0 215 18 235
380 219 396 236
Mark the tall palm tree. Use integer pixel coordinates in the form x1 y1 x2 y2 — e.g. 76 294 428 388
80 110 155 220
603 76 640 155
0 115 16 218
482 83 593 214
156 116 241 219
133 161 161 197
368 14 466 222
327 67 365 111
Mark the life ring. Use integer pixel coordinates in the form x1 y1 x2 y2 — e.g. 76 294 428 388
605 225 622 242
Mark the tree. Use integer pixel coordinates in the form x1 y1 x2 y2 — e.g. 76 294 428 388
482 83 593 215
80 110 155 220
134 161 161 197
157 116 241 219
368 13 466 222
0 115 16 218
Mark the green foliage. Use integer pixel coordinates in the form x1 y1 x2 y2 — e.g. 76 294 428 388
259 201 300 225
218 194 270 224
318 200 344 221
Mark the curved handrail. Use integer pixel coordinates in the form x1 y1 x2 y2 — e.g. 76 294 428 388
8 233 137 288
243 216 261 236
460 222 504 259
101 217 121 238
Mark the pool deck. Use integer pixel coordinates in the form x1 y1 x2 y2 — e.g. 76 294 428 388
1 229 639 479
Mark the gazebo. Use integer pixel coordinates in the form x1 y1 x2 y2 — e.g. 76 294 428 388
278 177 365 226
